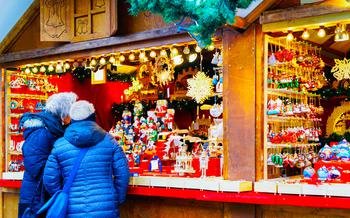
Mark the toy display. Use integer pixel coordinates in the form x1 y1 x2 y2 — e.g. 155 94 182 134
110 99 223 177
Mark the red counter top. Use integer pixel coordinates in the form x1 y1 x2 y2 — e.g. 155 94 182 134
2 179 350 209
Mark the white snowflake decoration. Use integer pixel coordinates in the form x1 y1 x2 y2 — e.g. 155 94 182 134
187 71 214 104
331 58 350 80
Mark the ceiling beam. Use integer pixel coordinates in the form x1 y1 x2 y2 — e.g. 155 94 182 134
261 1 350 32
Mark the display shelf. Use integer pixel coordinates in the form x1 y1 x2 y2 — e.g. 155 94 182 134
9 113 23 118
8 151 22 155
267 88 319 98
9 93 47 100
2 172 24 180
8 132 22 135
267 142 320 149
267 115 321 123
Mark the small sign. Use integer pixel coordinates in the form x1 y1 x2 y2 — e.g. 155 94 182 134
91 68 106 84
150 160 159 171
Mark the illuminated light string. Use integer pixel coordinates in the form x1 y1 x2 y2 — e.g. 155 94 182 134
19 43 220 77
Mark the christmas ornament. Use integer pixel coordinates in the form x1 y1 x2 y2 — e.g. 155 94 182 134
303 166 315 178
187 71 214 104
153 56 174 86
331 58 350 80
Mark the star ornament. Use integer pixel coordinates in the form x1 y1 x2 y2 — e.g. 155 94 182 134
331 58 350 80
187 71 214 104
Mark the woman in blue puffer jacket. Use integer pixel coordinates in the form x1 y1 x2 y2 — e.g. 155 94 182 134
43 100 130 218
18 92 77 218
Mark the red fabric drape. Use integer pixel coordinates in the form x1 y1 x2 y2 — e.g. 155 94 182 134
53 73 129 130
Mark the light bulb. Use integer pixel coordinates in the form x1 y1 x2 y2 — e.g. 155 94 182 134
32 67 38 73
335 24 349 42
189 53 198 62
48 64 54 72
172 55 184 66
99 57 106 65
195 45 202 53
183 46 190 54
64 62 70 70
56 63 63 73
286 32 294 41
139 52 146 60
129 53 135 61
90 58 97 66
119 55 125 62
150 51 157 58
40 66 46 73
302 29 310 40
109 56 116 64
318 26 326 38
171 47 178 55
25 67 31 74
208 44 215 51
160 49 167 57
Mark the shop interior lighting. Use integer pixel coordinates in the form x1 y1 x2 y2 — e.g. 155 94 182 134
189 53 198 62
48 64 55 72
195 45 202 53
129 53 136 61
25 67 30 74
109 56 116 64
317 26 326 38
32 67 38 73
99 57 106 65
171 47 178 56
302 29 310 40
172 55 184 65
183 46 190 54
150 50 157 58
56 63 63 73
90 58 97 67
160 49 168 57
40 66 46 73
119 55 125 62
139 51 146 60
286 31 294 41
64 62 70 70
208 44 215 51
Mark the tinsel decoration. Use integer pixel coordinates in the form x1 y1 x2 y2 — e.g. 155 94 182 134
320 132 350 145
127 0 253 47
187 71 214 104
316 87 350 101
107 70 136 82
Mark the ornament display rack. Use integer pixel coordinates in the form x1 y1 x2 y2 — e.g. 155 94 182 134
3 70 51 180
263 36 323 180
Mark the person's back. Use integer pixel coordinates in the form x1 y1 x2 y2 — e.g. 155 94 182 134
43 101 130 218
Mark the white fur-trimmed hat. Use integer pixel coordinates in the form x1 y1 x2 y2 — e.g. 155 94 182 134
69 100 95 121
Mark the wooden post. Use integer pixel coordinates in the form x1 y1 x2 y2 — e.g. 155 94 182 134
222 24 259 181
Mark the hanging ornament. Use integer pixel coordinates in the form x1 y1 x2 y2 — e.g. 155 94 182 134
210 103 223 118
331 58 350 80
171 47 178 56
183 46 190 55
150 50 157 58
139 51 146 60
187 71 214 104
153 56 174 86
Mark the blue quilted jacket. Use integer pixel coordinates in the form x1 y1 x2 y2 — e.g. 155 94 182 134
18 112 64 217
43 120 130 218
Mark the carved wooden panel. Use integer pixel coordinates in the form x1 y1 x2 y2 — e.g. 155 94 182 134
71 0 117 42
40 0 70 41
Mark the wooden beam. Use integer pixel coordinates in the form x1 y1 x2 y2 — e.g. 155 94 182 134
0 26 191 65
0 0 40 54
261 1 350 24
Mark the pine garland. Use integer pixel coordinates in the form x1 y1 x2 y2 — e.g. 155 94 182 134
127 0 253 47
